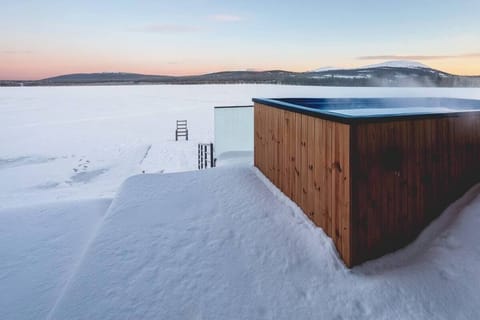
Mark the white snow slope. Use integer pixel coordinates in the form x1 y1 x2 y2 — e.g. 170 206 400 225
311 60 429 72
2 85 480 319
0 199 110 320
361 60 430 69
28 167 479 320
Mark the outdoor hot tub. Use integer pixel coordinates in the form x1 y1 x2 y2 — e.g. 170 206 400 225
253 97 480 267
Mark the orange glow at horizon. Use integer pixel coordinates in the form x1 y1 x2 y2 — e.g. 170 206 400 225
1 55 480 80
2 0 480 82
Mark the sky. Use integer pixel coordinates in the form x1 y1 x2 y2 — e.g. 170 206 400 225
1 0 480 80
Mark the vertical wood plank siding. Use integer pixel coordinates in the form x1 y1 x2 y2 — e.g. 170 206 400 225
255 102 480 267
350 115 480 264
254 103 351 265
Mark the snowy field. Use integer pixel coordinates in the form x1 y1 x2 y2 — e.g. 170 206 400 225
1 84 480 208
1 85 480 319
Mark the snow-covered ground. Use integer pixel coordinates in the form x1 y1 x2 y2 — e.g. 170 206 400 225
0 199 111 319
3 166 480 319
1 85 480 319
2 84 480 208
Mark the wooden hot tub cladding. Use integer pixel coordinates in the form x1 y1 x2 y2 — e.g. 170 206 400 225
253 98 480 267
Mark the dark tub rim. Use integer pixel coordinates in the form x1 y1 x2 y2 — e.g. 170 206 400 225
252 97 480 124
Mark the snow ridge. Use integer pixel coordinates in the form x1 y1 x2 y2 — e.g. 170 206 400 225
311 60 430 72
361 60 430 69
47 167 480 320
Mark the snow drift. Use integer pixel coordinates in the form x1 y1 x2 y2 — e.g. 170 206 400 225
10 166 475 320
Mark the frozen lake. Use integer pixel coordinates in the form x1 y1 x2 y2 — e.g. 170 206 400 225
1 84 480 208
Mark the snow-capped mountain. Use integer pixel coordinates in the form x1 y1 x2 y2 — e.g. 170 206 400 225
311 60 430 72
310 66 342 72
3 60 479 87
301 60 480 87
361 60 430 69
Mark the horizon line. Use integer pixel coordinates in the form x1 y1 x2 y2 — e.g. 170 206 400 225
2 65 480 82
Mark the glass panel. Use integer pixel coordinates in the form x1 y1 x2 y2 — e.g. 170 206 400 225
214 106 253 158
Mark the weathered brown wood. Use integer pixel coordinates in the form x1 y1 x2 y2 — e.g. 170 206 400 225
255 103 351 266
289 111 297 200
306 116 316 220
300 114 309 215
284 111 292 198
351 115 480 265
313 118 324 229
294 112 302 209
255 102 480 267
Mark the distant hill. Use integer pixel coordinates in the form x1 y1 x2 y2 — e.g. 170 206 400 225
41 72 175 83
311 60 430 72
2 61 480 87
360 60 430 69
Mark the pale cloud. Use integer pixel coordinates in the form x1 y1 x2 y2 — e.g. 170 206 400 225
358 53 480 60
210 14 243 22
132 24 201 33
